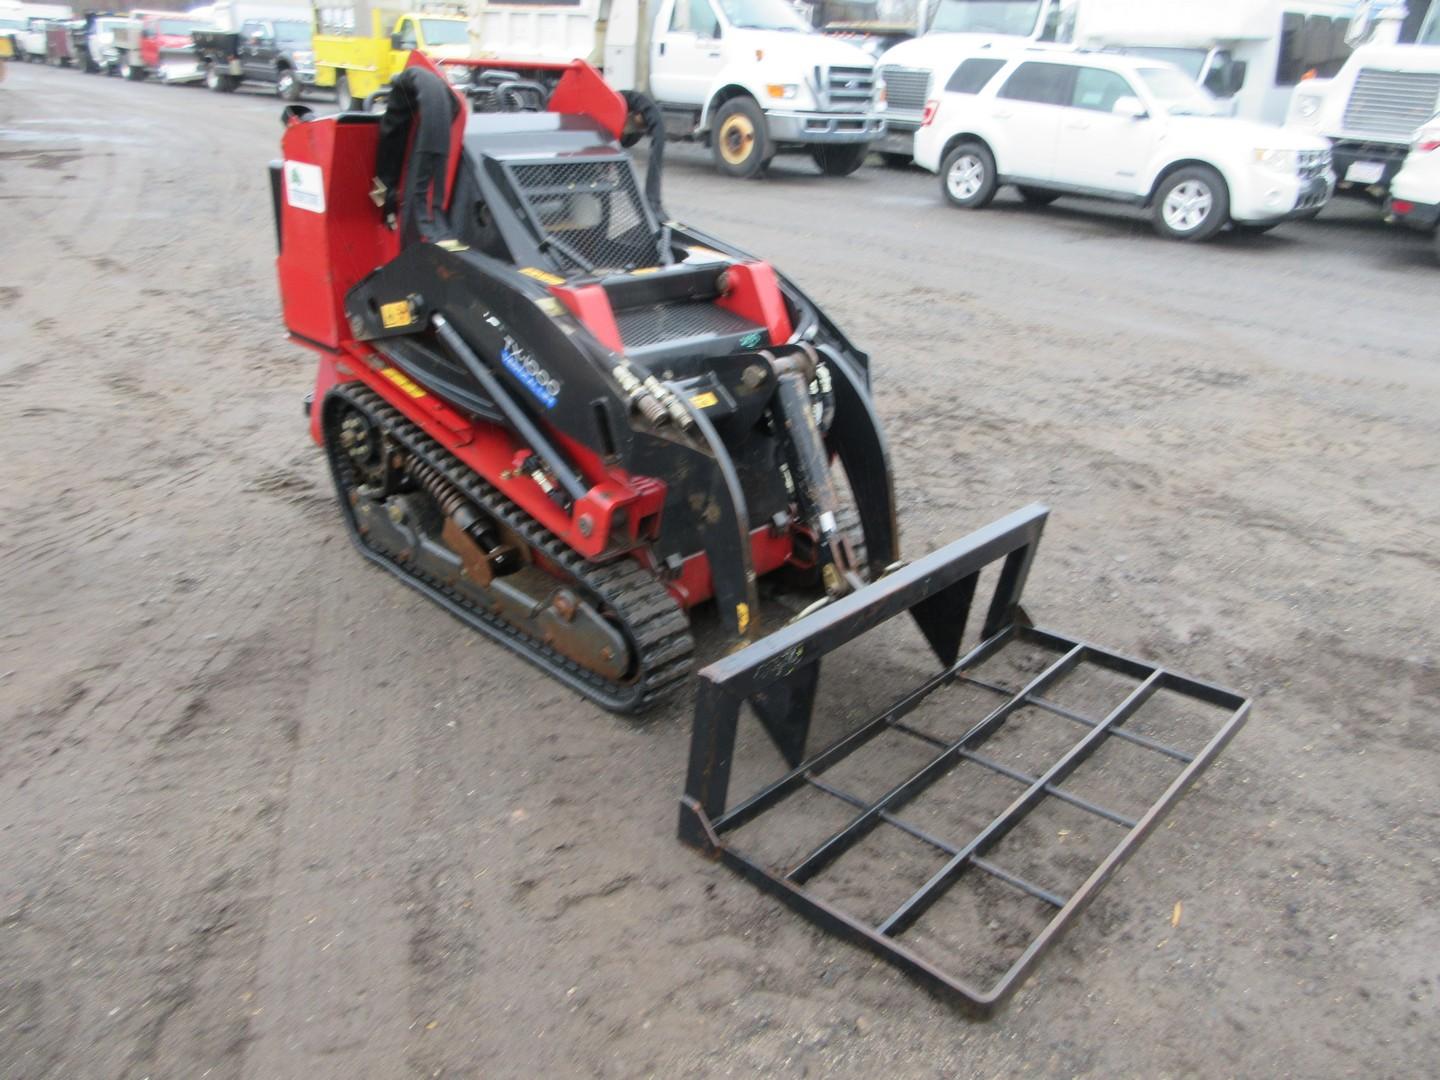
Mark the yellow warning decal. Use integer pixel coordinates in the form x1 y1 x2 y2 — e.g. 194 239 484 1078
380 366 427 399
631 266 661 275
520 267 565 286
689 391 719 410
686 245 727 260
379 300 413 329
533 297 565 317
435 238 469 252
736 602 751 635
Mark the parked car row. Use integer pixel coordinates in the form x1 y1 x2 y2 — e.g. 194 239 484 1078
6 4 319 98
5 1 1437 261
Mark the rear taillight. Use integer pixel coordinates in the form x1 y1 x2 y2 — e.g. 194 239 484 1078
920 99 938 127
1392 199 1415 214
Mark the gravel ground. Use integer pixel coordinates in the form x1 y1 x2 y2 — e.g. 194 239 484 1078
1 62 1436 1079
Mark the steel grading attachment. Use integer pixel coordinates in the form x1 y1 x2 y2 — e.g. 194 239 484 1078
680 505 1251 1014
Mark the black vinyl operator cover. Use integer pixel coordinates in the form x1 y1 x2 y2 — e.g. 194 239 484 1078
375 68 460 246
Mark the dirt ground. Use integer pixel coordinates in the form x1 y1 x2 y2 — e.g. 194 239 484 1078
1 63 1437 1079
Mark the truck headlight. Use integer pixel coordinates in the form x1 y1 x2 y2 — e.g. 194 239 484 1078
766 83 798 100
1295 94 1321 120
442 63 469 85
1253 148 1298 172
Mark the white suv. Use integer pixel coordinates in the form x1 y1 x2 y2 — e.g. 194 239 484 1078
1387 115 1440 263
914 52 1336 241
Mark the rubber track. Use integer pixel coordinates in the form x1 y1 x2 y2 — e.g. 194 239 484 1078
324 383 695 713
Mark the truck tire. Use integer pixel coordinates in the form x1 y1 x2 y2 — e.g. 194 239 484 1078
810 143 870 177
120 53 144 81
711 96 770 179
277 67 301 102
335 73 354 112
1152 165 1229 242
939 141 997 209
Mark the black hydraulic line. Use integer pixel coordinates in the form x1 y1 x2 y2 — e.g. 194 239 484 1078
431 314 590 505
620 89 666 220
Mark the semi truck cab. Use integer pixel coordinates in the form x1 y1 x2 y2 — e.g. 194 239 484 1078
1287 4 1440 201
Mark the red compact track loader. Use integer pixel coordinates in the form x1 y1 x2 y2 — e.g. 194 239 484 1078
272 55 1251 1013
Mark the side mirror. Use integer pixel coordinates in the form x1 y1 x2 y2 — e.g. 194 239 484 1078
1112 95 1147 120
1228 60 1247 96
390 31 403 49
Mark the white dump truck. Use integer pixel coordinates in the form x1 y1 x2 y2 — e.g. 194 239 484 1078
469 0 886 177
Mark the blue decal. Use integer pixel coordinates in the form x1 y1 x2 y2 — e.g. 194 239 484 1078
501 345 559 409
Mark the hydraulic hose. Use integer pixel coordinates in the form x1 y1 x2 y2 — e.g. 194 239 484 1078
620 89 666 220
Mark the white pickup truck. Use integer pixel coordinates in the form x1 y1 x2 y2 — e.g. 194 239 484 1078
470 0 885 177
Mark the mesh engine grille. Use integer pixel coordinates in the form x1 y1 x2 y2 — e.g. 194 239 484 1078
881 65 930 115
616 302 761 350
1342 68 1440 139
509 159 659 273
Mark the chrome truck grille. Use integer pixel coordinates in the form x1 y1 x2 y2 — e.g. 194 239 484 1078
1342 68 1440 140
880 64 930 116
818 64 876 110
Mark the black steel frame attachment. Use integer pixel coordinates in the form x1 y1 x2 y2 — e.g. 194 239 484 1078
679 503 1251 1014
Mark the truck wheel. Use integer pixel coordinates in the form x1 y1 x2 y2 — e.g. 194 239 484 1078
120 53 144 81
1152 165 1229 242
712 97 770 179
277 68 301 102
939 141 997 209
335 73 353 112
204 63 231 92
810 143 870 177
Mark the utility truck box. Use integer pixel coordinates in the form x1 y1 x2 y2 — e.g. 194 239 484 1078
312 1 473 110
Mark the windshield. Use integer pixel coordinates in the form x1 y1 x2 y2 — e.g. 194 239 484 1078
1420 4 1440 45
930 0 1041 36
275 20 310 45
1138 65 1219 115
157 20 204 36
715 0 809 32
419 18 467 45
97 18 127 32
1109 46 1206 80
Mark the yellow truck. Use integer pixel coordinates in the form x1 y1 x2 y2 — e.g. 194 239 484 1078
312 1 474 110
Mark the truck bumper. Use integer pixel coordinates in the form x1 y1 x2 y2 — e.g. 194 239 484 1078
765 110 885 145
1330 139 1409 198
